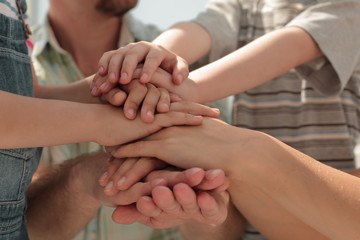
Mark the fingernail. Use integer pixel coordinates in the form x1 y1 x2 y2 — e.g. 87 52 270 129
120 72 128 82
147 110 153 118
185 168 202 177
98 66 104 73
91 87 98 96
105 181 114 191
212 108 220 113
140 73 148 82
127 108 135 118
206 169 222 180
99 172 109 182
117 177 126 188
109 73 116 82
111 149 118 155
100 82 108 91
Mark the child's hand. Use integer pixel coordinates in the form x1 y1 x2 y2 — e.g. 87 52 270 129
93 74 180 123
92 65 198 104
96 41 189 86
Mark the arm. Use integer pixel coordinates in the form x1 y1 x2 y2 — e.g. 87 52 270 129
152 22 212 65
145 26 323 103
111 118 360 240
0 90 217 148
96 26 322 103
34 75 100 104
26 152 168 239
26 152 105 240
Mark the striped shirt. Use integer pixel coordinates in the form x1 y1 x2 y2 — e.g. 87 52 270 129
192 0 360 239
194 0 360 170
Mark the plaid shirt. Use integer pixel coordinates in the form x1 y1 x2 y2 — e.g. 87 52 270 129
31 14 185 240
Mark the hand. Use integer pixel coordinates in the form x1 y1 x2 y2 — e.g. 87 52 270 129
92 65 198 103
108 118 247 171
111 169 230 228
99 156 228 196
69 152 167 207
93 76 177 123
94 101 220 147
95 41 189 86
99 157 168 193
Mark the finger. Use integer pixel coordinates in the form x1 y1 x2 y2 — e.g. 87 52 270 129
147 67 175 91
91 73 107 97
136 196 162 218
140 47 171 83
100 88 127 106
140 84 161 123
172 57 189 85
156 88 171 113
145 167 205 188
120 44 150 84
212 177 230 193
173 183 200 217
113 178 167 205
98 81 118 94
196 169 227 191
105 145 120 154
153 111 204 128
112 204 144 225
98 156 117 186
103 159 124 194
118 158 168 191
170 93 182 102
107 48 127 84
109 157 138 191
123 80 148 119
197 191 229 225
170 101 220 118
152 186 183 216
98 50 116 76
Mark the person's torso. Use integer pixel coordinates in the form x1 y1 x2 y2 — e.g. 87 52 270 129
233 0 359 170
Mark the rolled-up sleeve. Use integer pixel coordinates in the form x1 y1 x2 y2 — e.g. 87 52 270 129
191 0 242 62
287 0 360 95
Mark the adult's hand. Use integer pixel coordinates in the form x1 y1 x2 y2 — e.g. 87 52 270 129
93 101 219 147
111 168 230 228
108 118 254 171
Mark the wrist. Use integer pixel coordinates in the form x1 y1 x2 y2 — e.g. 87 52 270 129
182 76 201 103
69 152 108 207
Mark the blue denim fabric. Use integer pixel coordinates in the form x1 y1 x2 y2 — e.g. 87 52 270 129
0 11 42 240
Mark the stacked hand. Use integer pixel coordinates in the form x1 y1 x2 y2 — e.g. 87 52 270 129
88 41 230 229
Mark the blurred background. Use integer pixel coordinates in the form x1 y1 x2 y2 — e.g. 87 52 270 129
27 0 208 30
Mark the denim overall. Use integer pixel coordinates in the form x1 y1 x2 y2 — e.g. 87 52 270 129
0 1 42 239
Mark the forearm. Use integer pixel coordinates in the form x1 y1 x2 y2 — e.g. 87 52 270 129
190 26 323 103
26 152 106 240
0 90 100 148
179 201 245 240
35 75 100 104
153 22 211 65
228 131 360 240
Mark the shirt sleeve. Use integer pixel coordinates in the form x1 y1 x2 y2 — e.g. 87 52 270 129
191 0 242 62
287 0 360 95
